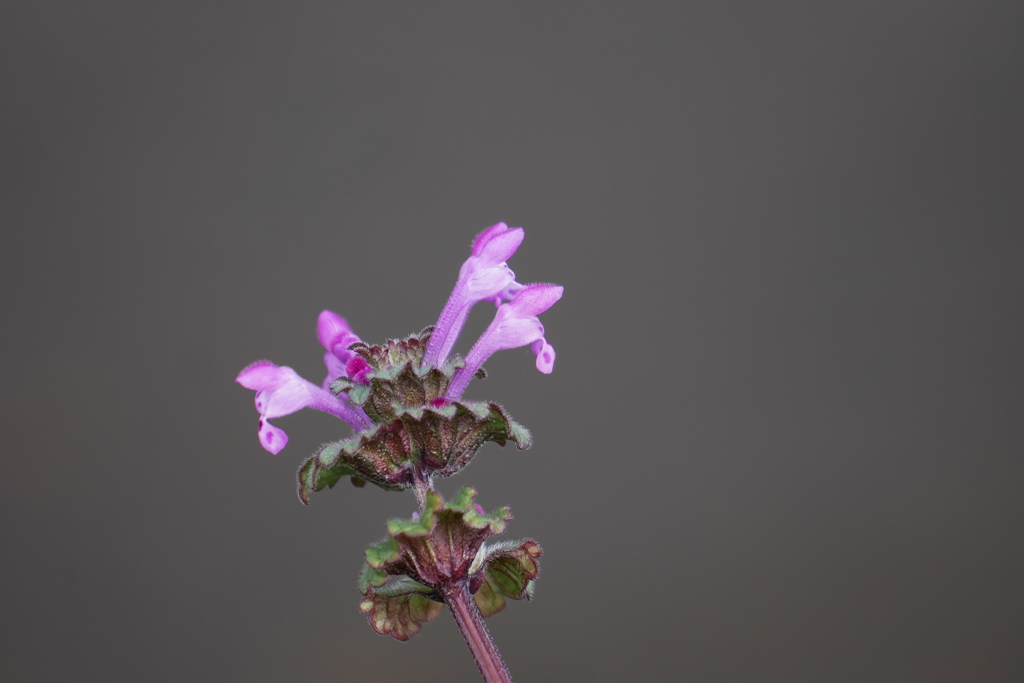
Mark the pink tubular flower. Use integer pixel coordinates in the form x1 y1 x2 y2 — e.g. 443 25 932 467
317 310 363 387
236 360 373 454
422 223 526 368
444 283 563 400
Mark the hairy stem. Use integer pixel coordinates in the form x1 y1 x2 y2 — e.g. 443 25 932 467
445 582 514 683
411 467 430 509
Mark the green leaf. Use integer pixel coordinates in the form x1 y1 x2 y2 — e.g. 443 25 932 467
357 564 389 594
386 490 441 537
328 377 355 395
295 427 415 503
450 488 511 533
461 400 492 420
347 384 370 406
447 487 476 511
364 536 401 569
505 419 533 450
359 591 444 641
471 539 542 618
370 575 436 598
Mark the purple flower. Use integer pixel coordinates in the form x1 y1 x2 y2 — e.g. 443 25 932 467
445 283 563 400
236 360 373 454
422 223 526 368
317 310 363 388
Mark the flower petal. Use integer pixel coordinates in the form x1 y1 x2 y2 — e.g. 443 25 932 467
423 225 528 368
486 314 545 351
495 280 525 303
471 223 524 262
237 360 289 391
239 360 373 436
465 263 516 299
445 284 563 400
346 356 372 384
258 418 289 454
260 366 320 418
322 351 348 389
507 283 563 316
317 310 354 351
533 339 556 374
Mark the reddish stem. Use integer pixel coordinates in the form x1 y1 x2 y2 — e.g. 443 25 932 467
445 582 514 683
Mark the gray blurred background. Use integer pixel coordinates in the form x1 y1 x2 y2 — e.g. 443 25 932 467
3 2 1023 681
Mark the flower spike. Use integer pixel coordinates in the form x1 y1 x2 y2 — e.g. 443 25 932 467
445 283 563 400
235 225 562 675
237 360 373 454
422 223 526 369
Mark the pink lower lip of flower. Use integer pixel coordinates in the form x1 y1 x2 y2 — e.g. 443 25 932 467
257 418 289 454
532 339 556 373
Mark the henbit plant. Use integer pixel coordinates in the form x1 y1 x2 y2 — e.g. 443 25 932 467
236 223 562 683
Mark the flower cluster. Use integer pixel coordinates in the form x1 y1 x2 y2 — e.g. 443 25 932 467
236 223 562 500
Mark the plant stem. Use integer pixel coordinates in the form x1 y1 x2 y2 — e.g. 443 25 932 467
445 582 514 683
411 467 430 509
